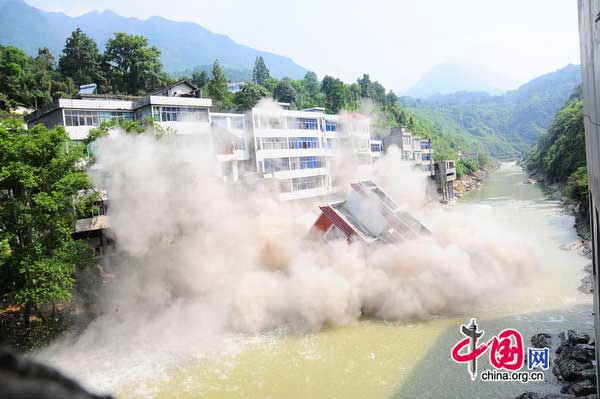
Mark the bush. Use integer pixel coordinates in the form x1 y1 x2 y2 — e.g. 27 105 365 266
564 166 588 205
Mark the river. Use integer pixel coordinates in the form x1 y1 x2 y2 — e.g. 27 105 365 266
114 162 591 399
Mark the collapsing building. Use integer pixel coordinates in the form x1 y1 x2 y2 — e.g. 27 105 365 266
309 180 430 244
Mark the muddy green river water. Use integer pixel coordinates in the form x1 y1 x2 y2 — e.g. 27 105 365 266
116 162 592 399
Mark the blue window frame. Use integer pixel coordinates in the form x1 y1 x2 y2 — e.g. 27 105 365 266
422 154 431 161
289 137 320 149
289 118 318 130
421 141 431 150
325 120 337 132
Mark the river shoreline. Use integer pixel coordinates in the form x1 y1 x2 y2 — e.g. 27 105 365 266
514 164 597 399
453 163 498 198
523 164 593 293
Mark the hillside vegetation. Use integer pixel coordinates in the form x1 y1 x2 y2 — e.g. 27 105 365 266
527 87 588 206
0 0 306 78
401 65 582 158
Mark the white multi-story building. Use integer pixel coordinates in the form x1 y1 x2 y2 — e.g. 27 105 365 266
26 81 213 142
211 112 252 183
383 127 434 172
249 107 380 201
25 81 383 202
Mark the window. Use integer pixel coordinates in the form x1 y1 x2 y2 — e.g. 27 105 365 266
231 117 245 130
259 116 284 129
325 120 337 132
153 106 208 122
402 136 411 146
64 110 98 126
288 117 318 130
212 116 228 127
232 137 246 151
64 110 135 127
263 158 290 173
290 156 324 170
403 151 410 159
371 143 381 152
260 137 288 150
448 161 455 168
421 141 431 150
292 175 324 191
99 111 133 123
289 137 320 149
422 154 431 161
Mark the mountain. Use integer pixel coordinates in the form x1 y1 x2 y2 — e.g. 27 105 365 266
0 0 307 78
403 62 516 98
400 64 582 157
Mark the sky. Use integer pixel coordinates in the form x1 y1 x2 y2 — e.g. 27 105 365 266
26 0 581 92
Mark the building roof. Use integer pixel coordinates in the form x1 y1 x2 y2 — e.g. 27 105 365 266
309 180 430 244
149 80 198 96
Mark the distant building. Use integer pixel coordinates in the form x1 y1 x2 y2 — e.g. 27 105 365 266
383 127 434 172
25 80 212 143
25 82 382 202
211 112 253 183
227 82 246 93
433 160 457 202
250 108 380 201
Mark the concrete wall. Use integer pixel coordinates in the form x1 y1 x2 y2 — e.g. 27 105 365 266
27 108 64 130
578 0 600 385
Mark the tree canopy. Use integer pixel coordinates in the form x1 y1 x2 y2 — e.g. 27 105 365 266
273 79 297 104
207 60 234 110
252 56 271 86
58 28 104 88
103 32 166 94
0 118 95 316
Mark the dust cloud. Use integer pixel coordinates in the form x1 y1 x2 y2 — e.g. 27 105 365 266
38 113 537 392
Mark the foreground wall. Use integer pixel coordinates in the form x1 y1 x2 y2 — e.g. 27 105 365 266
578 0 600 387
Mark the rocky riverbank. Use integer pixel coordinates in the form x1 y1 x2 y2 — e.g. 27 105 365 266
524 166 593 294
453 165 496 198
515 330 597 399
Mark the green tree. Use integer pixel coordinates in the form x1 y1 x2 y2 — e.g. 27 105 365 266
386 90 398 106
357 73 373 98
321 76 346 113
207 60 233 110
564 166 589 205
303 71 320 95
103 32 165 94
58 28 104 88
0 45 29 109
233 82 270 110
252 56 271 86
0 118 95 321
273 79 297 104
191 70 209 94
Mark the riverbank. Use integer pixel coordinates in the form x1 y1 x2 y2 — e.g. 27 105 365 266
524 164 593 293
514 164 596 399
453 163 497 198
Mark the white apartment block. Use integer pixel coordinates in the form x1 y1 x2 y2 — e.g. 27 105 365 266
383 127 434 172
25 81 385 202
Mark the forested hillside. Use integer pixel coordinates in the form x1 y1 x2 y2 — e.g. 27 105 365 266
0 0 306 78
0 27 484 169
401 64 581 157
527 87 587 206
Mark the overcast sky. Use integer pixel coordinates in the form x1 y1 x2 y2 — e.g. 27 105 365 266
26 0 580 92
